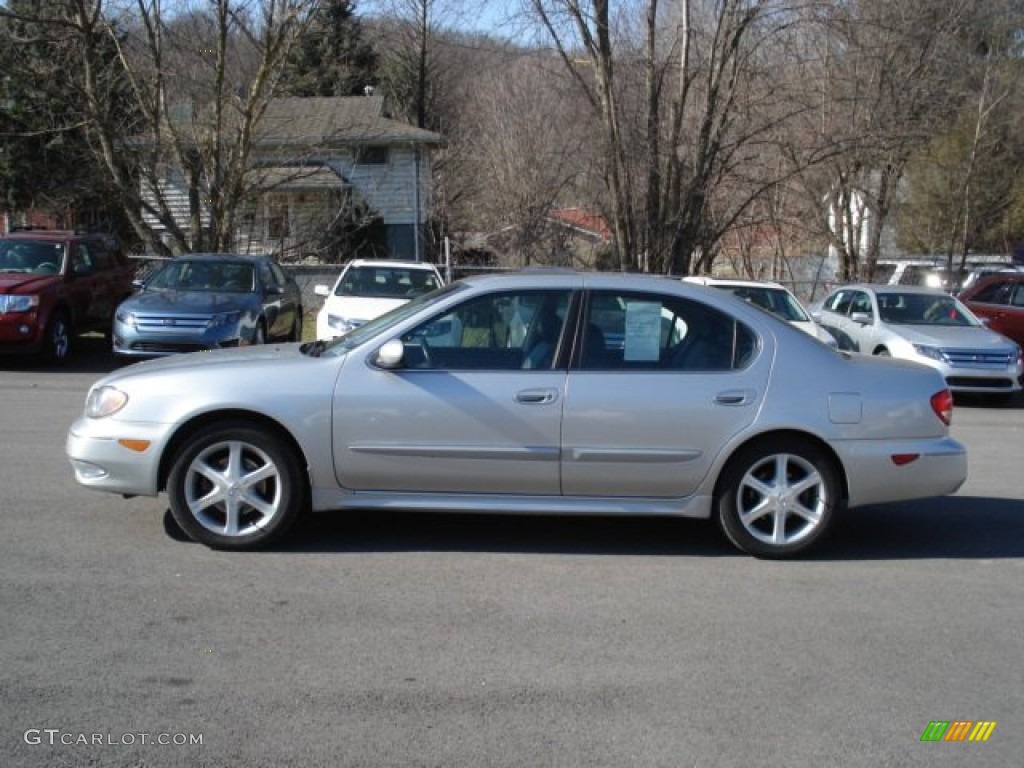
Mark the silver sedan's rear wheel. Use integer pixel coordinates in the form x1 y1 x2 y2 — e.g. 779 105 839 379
716 438 841 558
167 422 304 549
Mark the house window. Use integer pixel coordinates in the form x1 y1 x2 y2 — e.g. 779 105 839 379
356 146 389 165
267 195 289 239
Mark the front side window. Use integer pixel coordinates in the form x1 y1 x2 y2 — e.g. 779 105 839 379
970 280 1011 305
825 290 854 315
399 289 572 371
1010 282 1024 307
579 291 756 372
850 291 873 318
73 244 95 276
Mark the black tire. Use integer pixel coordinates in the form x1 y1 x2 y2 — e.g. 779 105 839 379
874 347 891 357
715 437 841 558
42 311 71 363
166 422 305 550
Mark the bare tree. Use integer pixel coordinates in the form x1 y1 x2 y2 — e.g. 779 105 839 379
790 0 973 281
451 52 596 264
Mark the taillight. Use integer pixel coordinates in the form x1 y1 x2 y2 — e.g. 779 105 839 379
930 389 953 426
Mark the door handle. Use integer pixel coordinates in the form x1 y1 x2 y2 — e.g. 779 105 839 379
714 389 755 406
515 388 559 405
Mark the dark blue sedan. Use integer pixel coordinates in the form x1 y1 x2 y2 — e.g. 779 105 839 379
113 254 303 357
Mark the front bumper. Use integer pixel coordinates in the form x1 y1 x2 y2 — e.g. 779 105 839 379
0 313 43 353
916 356 1023 394
66 416 173 496
113 321 245 357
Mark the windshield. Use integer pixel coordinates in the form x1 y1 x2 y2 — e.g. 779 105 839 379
717 285 810 322
148 260 255 293
334 265 442 299
0 240 67 275
877 293 980 327
318 282 466 357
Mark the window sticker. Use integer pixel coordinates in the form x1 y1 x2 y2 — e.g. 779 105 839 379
623 301 662 361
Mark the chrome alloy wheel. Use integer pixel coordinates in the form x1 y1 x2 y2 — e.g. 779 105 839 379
734 452 827 547
183 439 283 537
716 437 840 558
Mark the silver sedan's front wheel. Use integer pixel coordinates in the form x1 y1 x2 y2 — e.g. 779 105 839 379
716 438 841 558
167 422 304 549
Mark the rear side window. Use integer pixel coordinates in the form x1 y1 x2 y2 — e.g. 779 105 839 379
579 290 756 372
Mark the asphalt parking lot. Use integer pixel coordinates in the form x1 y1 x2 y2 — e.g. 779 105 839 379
2 336 1022 767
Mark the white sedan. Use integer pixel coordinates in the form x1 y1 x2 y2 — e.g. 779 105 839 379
314 259 443 340
812 283 1023 399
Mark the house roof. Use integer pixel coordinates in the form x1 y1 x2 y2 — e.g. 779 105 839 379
254 95 444 148
247 164 346 190
547 208 613 243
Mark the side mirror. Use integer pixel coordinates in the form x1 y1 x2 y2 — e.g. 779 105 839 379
132 278 145 290
374 339 405 369
850 311 872 325
314 284 330 297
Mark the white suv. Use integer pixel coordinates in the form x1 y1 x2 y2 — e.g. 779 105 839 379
314 259 444 340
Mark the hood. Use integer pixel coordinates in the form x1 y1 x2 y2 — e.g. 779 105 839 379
0 272 61 294
120 288 253 314
98 342 315 385
891 324 1017 351
322 295 410 322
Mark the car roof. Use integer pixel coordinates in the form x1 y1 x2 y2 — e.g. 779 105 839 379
833 283 951 296
176 253 265 262
346 259 440 271
2 230 106 242
683 276 788 291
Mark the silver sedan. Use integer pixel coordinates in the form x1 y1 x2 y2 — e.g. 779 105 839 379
812 283 1023 399
67 272 967 558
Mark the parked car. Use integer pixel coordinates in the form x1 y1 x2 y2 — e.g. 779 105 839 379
958 272 1024 349
68 271 967 559
872 259 1021 293
812 284 1023 398
314 258 443 340
683 276 837 346
112 254 302 358
0 229 135 362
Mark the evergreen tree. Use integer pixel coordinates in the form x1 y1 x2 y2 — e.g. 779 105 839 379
0 1 129 233
280 0 378 97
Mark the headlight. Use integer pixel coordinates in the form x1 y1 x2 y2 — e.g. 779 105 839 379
206 311 241 330
0 295 39 313
85 385 129 419
115 309 135 325
327 315 362 334
913 344 946 362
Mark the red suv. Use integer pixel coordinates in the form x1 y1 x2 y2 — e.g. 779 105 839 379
0 229 137 362
958 272 1024 349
